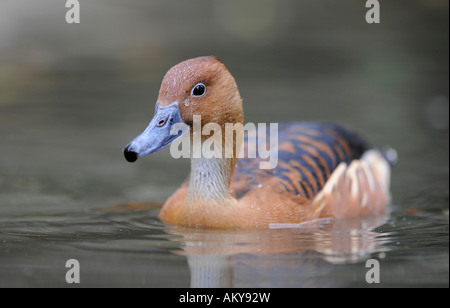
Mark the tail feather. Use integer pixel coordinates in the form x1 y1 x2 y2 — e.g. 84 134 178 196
376 146 398 167
312 149 392 219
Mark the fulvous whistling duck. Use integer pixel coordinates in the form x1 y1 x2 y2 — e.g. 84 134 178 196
123 56 395 229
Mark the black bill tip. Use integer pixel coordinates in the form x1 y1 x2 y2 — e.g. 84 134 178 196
123 146 138 163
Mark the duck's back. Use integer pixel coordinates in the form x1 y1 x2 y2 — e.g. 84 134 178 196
231 122 369 200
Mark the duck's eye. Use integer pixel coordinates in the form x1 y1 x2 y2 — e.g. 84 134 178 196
191 83 206 97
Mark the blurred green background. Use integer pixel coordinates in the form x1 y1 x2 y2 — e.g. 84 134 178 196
0 0 447 209
0 0 448 287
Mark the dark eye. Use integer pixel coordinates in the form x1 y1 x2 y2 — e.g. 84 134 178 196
191 83 206 97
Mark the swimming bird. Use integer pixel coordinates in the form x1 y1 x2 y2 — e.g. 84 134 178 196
123 56 394 228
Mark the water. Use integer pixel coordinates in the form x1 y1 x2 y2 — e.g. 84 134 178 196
0 0 448 287
1 208 447 287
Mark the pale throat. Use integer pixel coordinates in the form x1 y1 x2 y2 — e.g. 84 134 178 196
186 156 235 201
184 109 243 202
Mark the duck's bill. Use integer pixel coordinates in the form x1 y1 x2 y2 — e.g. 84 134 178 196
123 102 187 163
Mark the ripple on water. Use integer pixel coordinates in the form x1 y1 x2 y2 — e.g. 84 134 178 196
0 206 448 287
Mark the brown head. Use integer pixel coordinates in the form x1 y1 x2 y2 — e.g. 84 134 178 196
123 56 244 162
158 56 243 128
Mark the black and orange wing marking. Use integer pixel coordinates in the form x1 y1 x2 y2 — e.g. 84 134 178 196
232 122 370 200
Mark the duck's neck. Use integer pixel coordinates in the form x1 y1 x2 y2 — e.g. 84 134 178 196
184 115 243 204
186 156 235 202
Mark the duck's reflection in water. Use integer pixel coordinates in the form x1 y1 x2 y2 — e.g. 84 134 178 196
166 214 389 287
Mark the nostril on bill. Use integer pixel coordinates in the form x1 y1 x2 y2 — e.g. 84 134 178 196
123 146 138 163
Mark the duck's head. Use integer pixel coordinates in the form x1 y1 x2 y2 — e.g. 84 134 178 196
124 56 243 162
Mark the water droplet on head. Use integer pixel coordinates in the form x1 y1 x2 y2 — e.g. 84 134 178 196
184 99 190 107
